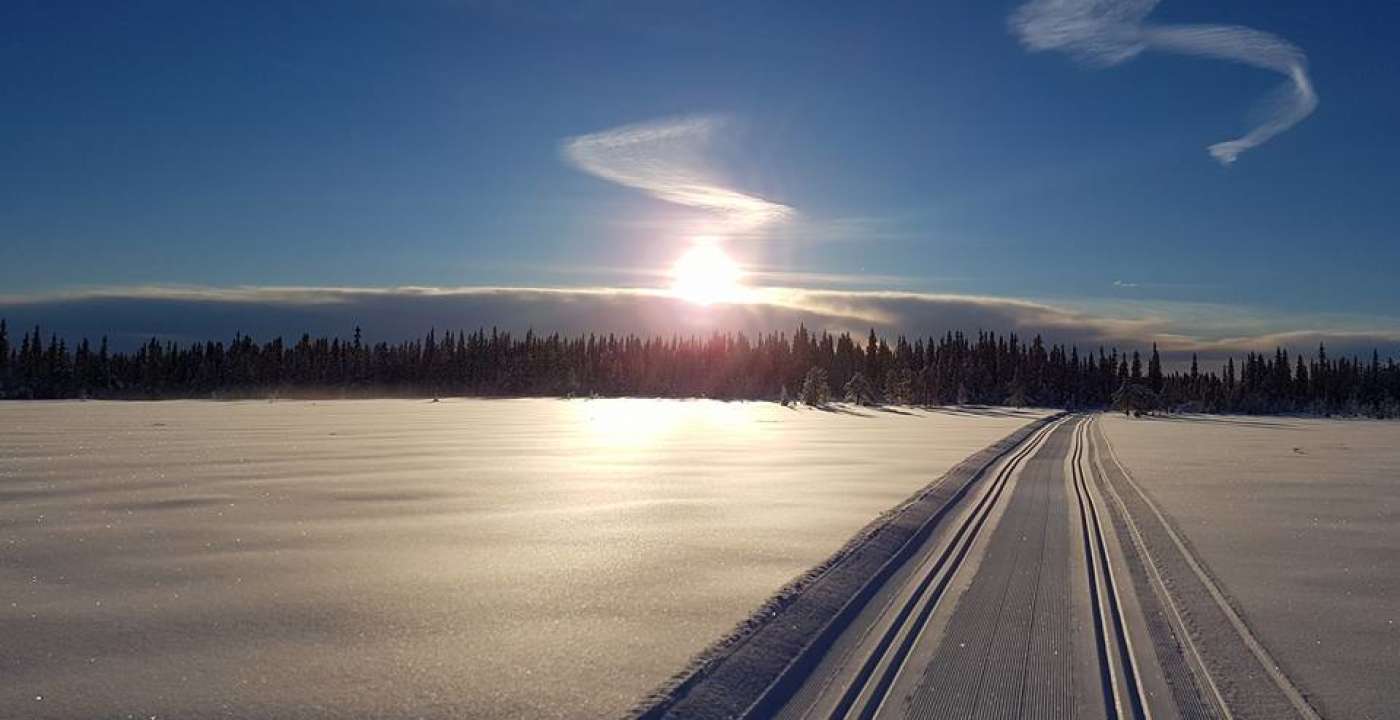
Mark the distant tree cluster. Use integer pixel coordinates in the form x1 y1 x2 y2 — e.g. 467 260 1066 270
1 319 1398 416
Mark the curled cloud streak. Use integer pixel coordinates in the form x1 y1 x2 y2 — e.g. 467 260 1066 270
562 116 794 231
1011 0 1317 164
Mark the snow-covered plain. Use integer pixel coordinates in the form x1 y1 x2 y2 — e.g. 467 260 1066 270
0 399 1046 719
1101 414 1400 720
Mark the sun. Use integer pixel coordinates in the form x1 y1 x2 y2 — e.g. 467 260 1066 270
671 242 746 305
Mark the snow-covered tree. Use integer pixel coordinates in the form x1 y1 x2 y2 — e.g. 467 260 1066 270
843 372 876 405
800 367 830 406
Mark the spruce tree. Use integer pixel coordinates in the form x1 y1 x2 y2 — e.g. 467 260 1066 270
864 329 880 384
883 367 914 405
1147 343 1163 393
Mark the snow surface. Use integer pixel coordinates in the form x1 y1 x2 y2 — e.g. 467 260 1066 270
0 399 1046 719
1101 413 1400 720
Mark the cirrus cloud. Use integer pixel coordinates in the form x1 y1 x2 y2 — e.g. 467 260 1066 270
1011 0 1317 164
562 115 794 232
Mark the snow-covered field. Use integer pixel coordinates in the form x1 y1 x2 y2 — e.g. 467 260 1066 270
1101 414 1400 720
0 399 1046 719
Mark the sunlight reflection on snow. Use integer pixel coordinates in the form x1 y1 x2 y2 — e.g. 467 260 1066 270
574 398 758 450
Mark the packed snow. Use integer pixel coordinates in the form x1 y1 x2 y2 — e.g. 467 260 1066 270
0 399 1047 719
1101 413 1400 720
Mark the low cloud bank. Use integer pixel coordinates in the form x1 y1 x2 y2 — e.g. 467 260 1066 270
2 286 1397 369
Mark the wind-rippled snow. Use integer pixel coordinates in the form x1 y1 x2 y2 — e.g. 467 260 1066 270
0 398 1046 719
1103 413 1400 720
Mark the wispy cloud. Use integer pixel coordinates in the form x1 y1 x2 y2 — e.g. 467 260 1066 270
1112 278 1217 291
1010 0 1317 164
562 115 794 233
520 263 922 291
744 269 919 289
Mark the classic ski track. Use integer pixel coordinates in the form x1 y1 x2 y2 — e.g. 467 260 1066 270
1091 418 1322 720
792 416 1068 719
745 412 1326 720
780 415 1170 720
1071 417 1152 720
1085 417 1231 720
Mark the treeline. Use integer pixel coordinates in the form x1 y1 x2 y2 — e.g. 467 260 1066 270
1 319 1399 416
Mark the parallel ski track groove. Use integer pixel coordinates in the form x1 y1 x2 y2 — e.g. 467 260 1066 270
1072 417 1151 720
1082 417 1219 720
770 415 1193 720
763 413 1316 720
903 435 1051 719
815 416 1068 719
901 422 1073 719
1090 419 1319 720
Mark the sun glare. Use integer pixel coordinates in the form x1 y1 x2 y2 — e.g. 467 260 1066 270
671 242 745 305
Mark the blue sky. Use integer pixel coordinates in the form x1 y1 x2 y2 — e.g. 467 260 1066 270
3 0 1399 349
